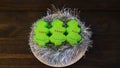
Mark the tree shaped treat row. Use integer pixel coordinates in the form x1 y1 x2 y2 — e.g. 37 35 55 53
33 19 82 47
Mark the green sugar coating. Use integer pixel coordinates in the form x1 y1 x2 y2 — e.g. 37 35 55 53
66 19 82 45
34 27 49 34
33 19 49 47
67 19 81 33
67 33 82 45
33 34 49 47
51 19 64 27
50 33 66 46
36 19 48 27
50 19 66 46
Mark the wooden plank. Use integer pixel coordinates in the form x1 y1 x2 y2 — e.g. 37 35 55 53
0 0 50 11
0 54 33 59
0 38 31 54
70 10 120 34
0 11 43 37
53 0 120 10
0 0 119 11
0 58 47 68
0 11 43 24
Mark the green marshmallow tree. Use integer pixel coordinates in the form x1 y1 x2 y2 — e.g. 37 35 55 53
33 19 49 47
50 19 66 46
66 19 82 45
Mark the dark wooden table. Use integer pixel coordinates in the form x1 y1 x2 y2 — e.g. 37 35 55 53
0 0 120 68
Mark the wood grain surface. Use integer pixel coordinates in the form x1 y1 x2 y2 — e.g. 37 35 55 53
0 0 120 68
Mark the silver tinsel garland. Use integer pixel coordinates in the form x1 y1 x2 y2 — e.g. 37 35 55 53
29 8 92 67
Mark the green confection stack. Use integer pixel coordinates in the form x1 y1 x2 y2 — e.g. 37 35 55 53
66 20 82 45
33 19 82 47
50 19 66 46
33 20 49 47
